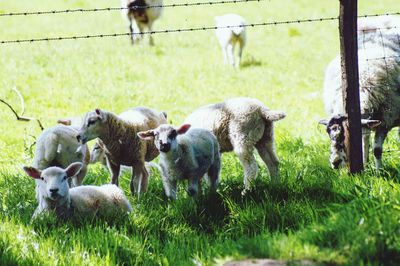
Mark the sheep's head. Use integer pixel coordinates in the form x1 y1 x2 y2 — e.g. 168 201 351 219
319 114 381 169
90 139 107 165
77 109 106 144
137 124 191 153
23 163 82 204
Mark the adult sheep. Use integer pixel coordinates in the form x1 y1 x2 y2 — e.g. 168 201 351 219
184 97 286 194
320 42 400 169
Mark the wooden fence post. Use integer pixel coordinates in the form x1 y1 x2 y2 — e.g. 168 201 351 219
339 0 363 173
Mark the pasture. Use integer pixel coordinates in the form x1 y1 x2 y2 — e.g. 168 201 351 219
0 0 399 265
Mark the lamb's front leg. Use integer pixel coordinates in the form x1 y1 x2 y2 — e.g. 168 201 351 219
131 163 149 196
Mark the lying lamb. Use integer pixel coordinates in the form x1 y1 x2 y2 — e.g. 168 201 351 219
77 107 167 195
215 14 247 68
184 97 285 194
33 124 90 188
23 162 132 219
138 124 221 200
121 0 163 45
320 43 400 169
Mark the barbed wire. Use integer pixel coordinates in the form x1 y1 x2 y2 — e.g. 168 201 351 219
1 12 400 47
0 0 261 17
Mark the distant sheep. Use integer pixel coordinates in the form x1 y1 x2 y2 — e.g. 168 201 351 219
320 42 400 169
23 162 132 219
33 124 90 188
215 14 247 68
184 97 286 194
77 107 167 195
138 124 221 200
121 0 163 45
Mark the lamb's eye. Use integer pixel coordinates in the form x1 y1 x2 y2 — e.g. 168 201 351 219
168 130 177 139
63 175 68 181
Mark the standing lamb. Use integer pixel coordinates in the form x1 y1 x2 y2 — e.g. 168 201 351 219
76 107 167 195
184 97 286 194
138 124 221 200
320 43 400 169
23 162 132 219
121 0 163 45
33 124 90 188
215 14 247 68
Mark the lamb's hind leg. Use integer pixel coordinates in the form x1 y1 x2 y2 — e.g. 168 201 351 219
373 128 388 170
131 163 149 196
256 140 280 183
362 128 371 165
107 159 121 186
234 144 258 194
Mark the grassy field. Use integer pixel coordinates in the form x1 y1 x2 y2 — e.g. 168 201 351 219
1 0 400 265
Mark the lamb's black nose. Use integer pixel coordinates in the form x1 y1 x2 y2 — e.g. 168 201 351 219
332 159 342 169
160 143 171 152
76 135 81 142
50 188 59 194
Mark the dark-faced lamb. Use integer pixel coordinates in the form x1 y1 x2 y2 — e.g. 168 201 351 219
77 107 167 195
320 42 400 169
183 97 286 194
121 0 163 45
215 14 247 68
138 124 221 200
23 162 132 219
33 124 90 188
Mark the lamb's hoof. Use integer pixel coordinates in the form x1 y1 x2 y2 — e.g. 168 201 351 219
241 188 249 196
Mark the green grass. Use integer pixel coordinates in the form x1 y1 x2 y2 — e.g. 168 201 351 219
1 0 400 265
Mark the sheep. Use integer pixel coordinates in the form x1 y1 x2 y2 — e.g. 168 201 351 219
320 43 400 170
215 14 247 68
137 124 221 200
77 107 167 195
121 0 163 45
183 97 286 194
23 162 132 219
32 124 90 188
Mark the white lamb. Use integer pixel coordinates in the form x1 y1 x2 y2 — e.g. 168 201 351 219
23 162 132 219
184 97 286 194
138 124 221 200
33 124 90 188
215 14 247 68
121 0 163 45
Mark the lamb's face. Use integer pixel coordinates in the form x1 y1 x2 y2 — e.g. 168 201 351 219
320 115 348 169
77 109 105 144
137 124 191 153
23 163 82 203
90 139 106 165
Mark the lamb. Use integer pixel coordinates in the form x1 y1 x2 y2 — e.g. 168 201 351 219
121 0 163 45
137 124 221 200
320 43 400 169
32 124 90 188
23 162 132 219
215 14 247 68
77 107 167 195
184 97 286 194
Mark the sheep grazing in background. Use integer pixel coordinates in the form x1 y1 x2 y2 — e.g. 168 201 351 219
121 0 163 45
215 14 247 68
138 124 221 200
320 43 400 170
23 162 132 219
184 97 286 194
33 124 90 188
77 107 167 195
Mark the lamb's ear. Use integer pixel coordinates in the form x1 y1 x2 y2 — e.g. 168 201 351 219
95 108 106 121
137 130 155 141
361 119 381 128
65 162 83 178
265 111 286 121
23 166 41 179
57 118 72 126
177 124 191 135
319 119 329 126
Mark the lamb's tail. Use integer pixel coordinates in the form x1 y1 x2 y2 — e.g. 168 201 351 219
261 108 286 122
